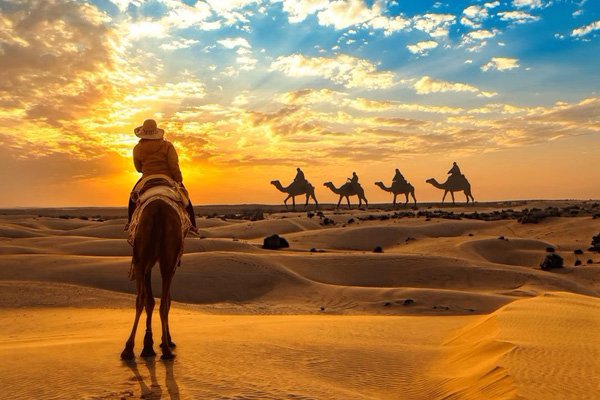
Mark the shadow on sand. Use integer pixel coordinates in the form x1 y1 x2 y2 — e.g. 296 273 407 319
124 358 180 399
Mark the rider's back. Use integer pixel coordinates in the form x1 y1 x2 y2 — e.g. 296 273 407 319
133 139 183 182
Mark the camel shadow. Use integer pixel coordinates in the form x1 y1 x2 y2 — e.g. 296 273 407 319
123 358 180 399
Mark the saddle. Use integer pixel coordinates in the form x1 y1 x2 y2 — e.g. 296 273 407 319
130 174 190 207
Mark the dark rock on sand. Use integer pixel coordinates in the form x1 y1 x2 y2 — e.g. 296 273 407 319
540 253 563 271
589 233 600 252
262 234 290 250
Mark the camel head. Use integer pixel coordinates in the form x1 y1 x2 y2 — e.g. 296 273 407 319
425 178 435 185
374 181 383 186
270 180 280 186
323 182 333 187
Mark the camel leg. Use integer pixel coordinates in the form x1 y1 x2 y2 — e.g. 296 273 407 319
159 271 175 360
165 292 175 348
442 191 447 204
467 190 475 204
292 195 296 210
304 194 310 209
312 194 319 210
336 196 342 209
283 195 291 209
140 271 156 357
404 193 408 207
393 194 397 208
347 196 352 210
121 269 146 360
363 196 368 209
411 191 417 206
451 191 455 204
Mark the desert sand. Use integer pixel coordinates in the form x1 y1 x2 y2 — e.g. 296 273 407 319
0 201 599 399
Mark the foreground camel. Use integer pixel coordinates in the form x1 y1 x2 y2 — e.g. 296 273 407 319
426 175 475 204
121 199 183 360
374 181 417 207
323 181 368 209
270 180 318 210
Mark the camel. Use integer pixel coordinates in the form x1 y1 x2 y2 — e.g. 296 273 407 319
270 180 318 210
121 199 183 361
426 175 475 205
374 181 417 207
323 181 369 209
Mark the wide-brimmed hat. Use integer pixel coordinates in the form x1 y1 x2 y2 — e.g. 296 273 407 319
134 119 164 140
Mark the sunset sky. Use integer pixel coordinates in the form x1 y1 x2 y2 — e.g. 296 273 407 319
0 0 599 207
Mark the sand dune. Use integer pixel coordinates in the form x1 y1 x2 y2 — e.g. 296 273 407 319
0 203 599 398
437 292 600 399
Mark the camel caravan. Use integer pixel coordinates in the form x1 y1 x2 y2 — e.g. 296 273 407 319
271 163 475 210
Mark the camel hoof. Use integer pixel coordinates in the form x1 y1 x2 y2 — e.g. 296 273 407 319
140 348 156 357
161 352 176 361
121 348 135 360
160 342 177 349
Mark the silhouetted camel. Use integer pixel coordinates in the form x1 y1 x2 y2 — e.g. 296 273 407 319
426 175 475 205
121 200 182 361
323 181 368 209
270 180 318 210
374 181 416 207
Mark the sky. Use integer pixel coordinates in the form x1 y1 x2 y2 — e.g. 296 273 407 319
0 0 599 207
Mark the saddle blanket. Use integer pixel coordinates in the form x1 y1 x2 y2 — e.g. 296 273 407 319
127 195 191 280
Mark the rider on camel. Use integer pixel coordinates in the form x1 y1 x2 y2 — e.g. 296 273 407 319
126 119 198 233
448 162 462 176
347 171 359 190
392 168 406 185
447 162 462 185
293 167 307 188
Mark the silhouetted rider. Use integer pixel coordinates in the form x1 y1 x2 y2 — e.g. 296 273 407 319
392 168 406 184
448 162 462 176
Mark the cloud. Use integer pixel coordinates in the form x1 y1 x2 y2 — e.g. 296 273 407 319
274 0 410 35
218 37 257 70
512 0 546 9
270 54 395 89
126 20 168 39
108 0 142 12
498 11 540 24
217 37 251 49
414 76 497 97
160 0 214 29
276 88 347 106
461 5 489 28
0 0 117 130
571 20 600 37
481 57 520 71
461 29 498 51
276 88 463 114
367 15 411 36
412 13 456 38
317 0 380 30
159 38 200 50
204 0 260 25
276 0 329 23
407 40 439 55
